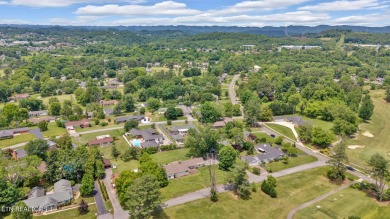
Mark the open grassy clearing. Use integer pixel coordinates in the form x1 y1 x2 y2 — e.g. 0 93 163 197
35 204 97 219
160 166 229 201
265 123 297 141
265 153 318 172
0 134 35 148
30 94 76 105
42 122 67 138
298 115 334 131
295 187 390 219
253 132 275 144
345 89 390 169
151 148 190 165
160 167 338 219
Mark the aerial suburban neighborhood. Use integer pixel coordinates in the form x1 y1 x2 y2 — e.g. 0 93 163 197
1 2 390 219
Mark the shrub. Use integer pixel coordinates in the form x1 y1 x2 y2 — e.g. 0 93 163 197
144 147 158 154
252 167 261 175
95 120 100 125
167 120 172 125
100 122 108 126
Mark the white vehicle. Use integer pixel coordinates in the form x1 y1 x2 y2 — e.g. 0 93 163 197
113 163 117 169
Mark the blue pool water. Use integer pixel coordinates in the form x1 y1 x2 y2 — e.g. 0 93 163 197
132 139 141 147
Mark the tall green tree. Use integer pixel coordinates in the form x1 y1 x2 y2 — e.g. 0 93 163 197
80 173 94 196
0 179 19 217
368 153 389 202
244 96 262 126
122 94 136 112
327 142 348 183
124 174 162 219
25 139 49 160
218 146 237 170
185 126 220 157
226 162 251 199
200 102 220 123
358 95 374 120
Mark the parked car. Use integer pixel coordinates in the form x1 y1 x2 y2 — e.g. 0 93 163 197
270 134 276 138
346 166 355 171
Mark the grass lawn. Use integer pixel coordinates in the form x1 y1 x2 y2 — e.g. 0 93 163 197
151 148 190 165
253 132 275 144
31 94 76 105
265 123 297 141
299 115 334 131
265 154 318 172
74 123 124 132
42 122 67 138
35 204 97 219
160 166 229 201
0 134 35 148
295 188 390 219
160 167 338 219
345 89 390 169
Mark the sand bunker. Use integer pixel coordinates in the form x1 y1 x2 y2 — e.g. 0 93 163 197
362 131 374 138
348 145 365 149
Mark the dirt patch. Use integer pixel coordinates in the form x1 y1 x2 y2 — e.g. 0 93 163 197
362 131 374 138
348 145 365 150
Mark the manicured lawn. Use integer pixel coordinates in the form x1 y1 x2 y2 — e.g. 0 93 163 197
160 166 229 201
265 154 318 172
74 123 124 132
0 134 35 148
30 94 76 105
295 188 390 219
298 115 334 131
345 89 390 169
36 204 97 219
253 132 275 144
151 148 190 165
161 167 338 219
265 123 297 141
42 122 67 138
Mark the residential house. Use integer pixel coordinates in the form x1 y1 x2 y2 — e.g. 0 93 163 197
212 117 234 129
164 157 205 179
103 108 114 116
28 116 56 124
114 115 145 124
88 137 114 146
103 158 112 168
24 179 73 212
0 128 29 140
241 143 285 165
129 128 164 148
11 93 30 100
29 110 48 118
170 124 196 136
13 149 28 160
65 119 90 130
100 100 118 107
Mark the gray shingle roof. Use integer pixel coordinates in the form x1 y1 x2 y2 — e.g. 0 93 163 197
15 149 28 159
0 130 13 138
54 179 72 193
171 124 196 132
242 143 285 164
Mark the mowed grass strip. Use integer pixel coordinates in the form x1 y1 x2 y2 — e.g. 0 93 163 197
160 167 338 219
151 148 190 165
160 167 229 201
0 134 35 148
294 187 390 219
266 154 318 172
35 204 98 219
346 89 390 168
265 123 297 141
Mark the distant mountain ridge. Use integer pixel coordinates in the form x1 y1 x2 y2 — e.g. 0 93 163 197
1 24 390 37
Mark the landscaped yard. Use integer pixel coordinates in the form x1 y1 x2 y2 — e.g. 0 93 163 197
151 148 190 165
345 89 390 169
294 187 390 219
160 166 229 201
265 123 297 141
160 167 339 219
42 122 68 138
253 132 275 144
265 154 318 172
35 204 98 219
0 134 35 148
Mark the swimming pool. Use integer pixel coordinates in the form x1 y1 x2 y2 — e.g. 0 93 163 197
132 139 141 147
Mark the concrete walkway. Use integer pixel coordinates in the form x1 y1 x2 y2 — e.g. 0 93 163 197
287 180 359 219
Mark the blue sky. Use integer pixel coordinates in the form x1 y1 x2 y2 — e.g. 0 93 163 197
0 0 389 26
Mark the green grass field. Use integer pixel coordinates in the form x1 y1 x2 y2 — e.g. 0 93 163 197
266 154 318 172
295 188 390 219
253 132 275 144
345 89 390 169
0 134 35 148
42 122 68 138
35 204 97 219
151 148 190 165
160 167 338 219
160 166 229 201
265 123 297 141
298 115 334 131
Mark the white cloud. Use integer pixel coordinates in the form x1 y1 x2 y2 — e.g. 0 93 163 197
210 0 311 15
75 1 200 16
0 19 30 24
5 0 146 7
299 0 387 11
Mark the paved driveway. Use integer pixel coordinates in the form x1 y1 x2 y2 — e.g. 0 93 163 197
103 169 129 219
94 181 109 216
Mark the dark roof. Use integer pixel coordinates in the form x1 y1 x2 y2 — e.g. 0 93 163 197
15 149 28 159
115 115 144 122
171 124 196 132
28 187 45 199
104 108 114 115
130 128 162 141
54 179 72 193
0 130 13 138
88 137 114 146
141 141 159 148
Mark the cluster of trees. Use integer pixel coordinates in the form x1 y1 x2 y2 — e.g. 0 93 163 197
183 68 202 77
261 175 277 198
297 125 335 147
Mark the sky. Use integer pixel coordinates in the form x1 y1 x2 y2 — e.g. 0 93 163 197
0 0 389 27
